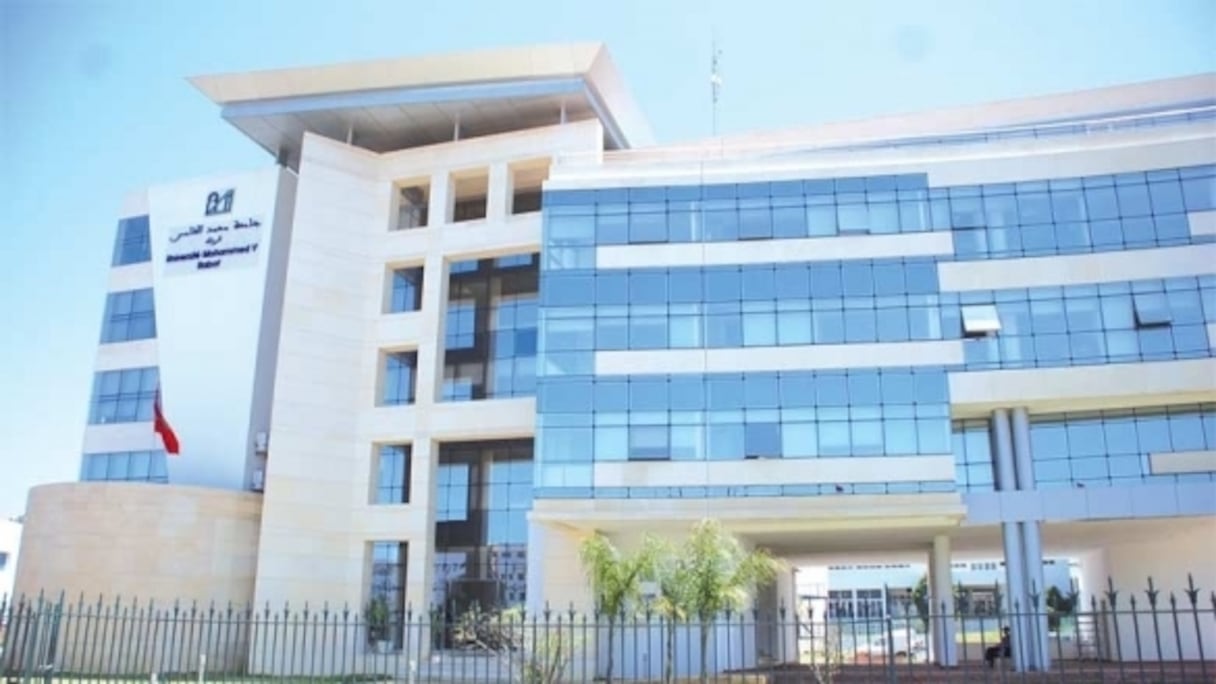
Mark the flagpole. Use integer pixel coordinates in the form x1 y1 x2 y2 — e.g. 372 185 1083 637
710 34 723 136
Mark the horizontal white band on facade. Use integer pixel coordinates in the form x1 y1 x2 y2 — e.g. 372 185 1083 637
108 262 153 293
1191 210 1216 238
948 358 1216 419
428 398 538 441
380 213 541 264
530 493 967 530
938 243 1216 292
1149 451 1216 475
593 455 955 488
94 339 158 372
82 422 160 456
360 397 539 444
595 231 953 270
595 340 964 375
924 133 1216 187
548 120 1213 192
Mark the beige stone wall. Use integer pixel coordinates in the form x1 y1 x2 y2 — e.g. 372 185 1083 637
14 482 261 603
8 482 261 672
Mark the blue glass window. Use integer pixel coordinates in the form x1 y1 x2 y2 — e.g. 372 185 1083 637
1182 176 1216 211
112 216 151 266
629 426 669 460
772 206 808 238
1030 405 1215 488
548 215 595 245
744 423 781 457
382 352 417 405
100 289 156 343
375 445 411 504
89 367 158 424
81 450 168 483
389 267 423 312
738 207 772 239
629 212 667 243
704 209 739 241
806 205 837 237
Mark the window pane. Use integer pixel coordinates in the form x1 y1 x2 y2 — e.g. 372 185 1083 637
782 423 817 457
772 206 807 238
743 312 776 346
806 205 837 237
629 212 667 243
707 423 744 460
738 208 772 239
837 204 869 233
744 423 781 457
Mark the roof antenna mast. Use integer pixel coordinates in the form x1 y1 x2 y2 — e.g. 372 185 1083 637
711 34 723 136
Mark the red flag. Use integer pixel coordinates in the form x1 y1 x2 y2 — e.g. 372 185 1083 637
154 387 180 456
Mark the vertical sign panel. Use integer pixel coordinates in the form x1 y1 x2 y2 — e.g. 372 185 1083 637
147 167 291 490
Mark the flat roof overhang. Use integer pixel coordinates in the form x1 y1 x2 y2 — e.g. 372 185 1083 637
189 43 652 167
531 493 968 556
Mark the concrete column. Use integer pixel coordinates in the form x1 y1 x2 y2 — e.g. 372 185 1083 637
429 170 452 225
993 409 1031 671
1002 523 1030 671
486 162 511 221
414 253 449 405
1009 407 1034 490
404 437 438 659
1011 407 1049 671
1021 521 1049 670
990 409 1016 492
930 535 958 666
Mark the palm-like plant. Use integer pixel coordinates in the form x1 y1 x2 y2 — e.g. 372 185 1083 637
659 520 781 683
579 532 663 683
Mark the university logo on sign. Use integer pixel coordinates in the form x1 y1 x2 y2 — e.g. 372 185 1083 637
205 189 235 216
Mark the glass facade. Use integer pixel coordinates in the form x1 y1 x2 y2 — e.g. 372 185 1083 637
441 256 538 401
952 420 995 492
432 440 532 614
369 541 408 648
542 164 1214 253
81 450 168 483
961 276 1214 369
949 166 1216 259
382 352 417 405
1030 405 1216 488
541 259 942 349
537 160 1215 501
88 367 158 424
538 369 951 466
100 288 156 344
112 215 151 266
374 445 411 504
388 267 423 313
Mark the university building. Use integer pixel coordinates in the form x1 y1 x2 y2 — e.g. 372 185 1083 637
12 44 1215 674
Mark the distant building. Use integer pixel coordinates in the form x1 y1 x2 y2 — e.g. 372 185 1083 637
0 519 20 599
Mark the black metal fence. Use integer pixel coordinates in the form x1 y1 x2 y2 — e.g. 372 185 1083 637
2 578 1214 682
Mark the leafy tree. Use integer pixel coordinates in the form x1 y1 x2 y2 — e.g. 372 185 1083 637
911 575 930 633
579 532 663 683
954 582 973 616
656 520 780 683
1044 585 1077 631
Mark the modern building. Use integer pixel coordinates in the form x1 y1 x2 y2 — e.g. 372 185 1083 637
11 44 1216 676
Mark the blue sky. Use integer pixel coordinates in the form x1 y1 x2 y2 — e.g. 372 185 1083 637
1 0 1213 517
